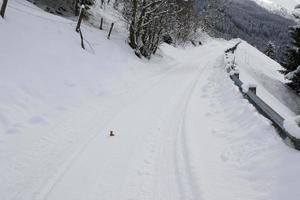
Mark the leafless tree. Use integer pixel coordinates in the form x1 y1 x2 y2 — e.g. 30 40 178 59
121 0 198 58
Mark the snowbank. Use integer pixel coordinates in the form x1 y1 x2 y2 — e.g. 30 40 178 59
286 65 300 80
242 83 257 93
284 116 300 138
234 41 299 118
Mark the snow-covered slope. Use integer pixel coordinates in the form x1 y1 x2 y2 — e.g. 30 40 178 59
250 0 300 18
1 1 300 200
202 0 295 63
263 0 300 10
234 41 300 117
0 0 171 136
251 0 292 15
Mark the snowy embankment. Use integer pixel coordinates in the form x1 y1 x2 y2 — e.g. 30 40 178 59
227 40 300 138
234 41 300 117
1 1 300 200
0 0 173 147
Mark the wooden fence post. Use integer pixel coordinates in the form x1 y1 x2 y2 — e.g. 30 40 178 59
100 18 103 30
107 22 114 39
1 0 8 18
76 5 85 32
78 29 85 49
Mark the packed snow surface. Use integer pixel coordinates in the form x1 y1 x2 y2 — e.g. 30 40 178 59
1 1 300 200
242 83 257 93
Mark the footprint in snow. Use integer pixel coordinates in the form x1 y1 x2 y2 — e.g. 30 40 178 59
28 116 47 125
5 128 22 134
220 152 229 162
205 112 212 117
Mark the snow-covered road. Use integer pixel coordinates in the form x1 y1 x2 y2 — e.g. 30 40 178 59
1 1 300 199
1 41 300 200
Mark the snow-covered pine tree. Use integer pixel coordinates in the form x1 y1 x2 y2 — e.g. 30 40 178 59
282 25 300 94
280 5 300 94
265 41 276 60
281 25 300 74
286 66 300 94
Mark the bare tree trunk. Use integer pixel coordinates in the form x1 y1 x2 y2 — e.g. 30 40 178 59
129 0 138 49
121 0 198 58
113 0 119 9
76 5 85 32
74 0 79 16
78 29 85 49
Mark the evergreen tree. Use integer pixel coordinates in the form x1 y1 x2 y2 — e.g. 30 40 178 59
281 25 300 74
265 41 276 60
286 66 300 94
282 25 300 94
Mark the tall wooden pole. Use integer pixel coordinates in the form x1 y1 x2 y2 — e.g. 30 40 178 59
76 5 85 32
107 22 114 39
1 0 8 18
78 29 85 49
100 18 103 30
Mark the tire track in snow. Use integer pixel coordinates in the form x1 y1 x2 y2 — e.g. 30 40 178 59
118 54 221 200
173 61 215 200
107 65 208 200
33 64 189 200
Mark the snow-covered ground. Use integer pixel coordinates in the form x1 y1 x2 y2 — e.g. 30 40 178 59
1 1 300 200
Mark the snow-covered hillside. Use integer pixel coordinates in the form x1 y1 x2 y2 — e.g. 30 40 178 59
201 0 295 62
250 0 293 18
250 0 300 18
1 1 300 200
235 41 300 116
263 0 300 10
